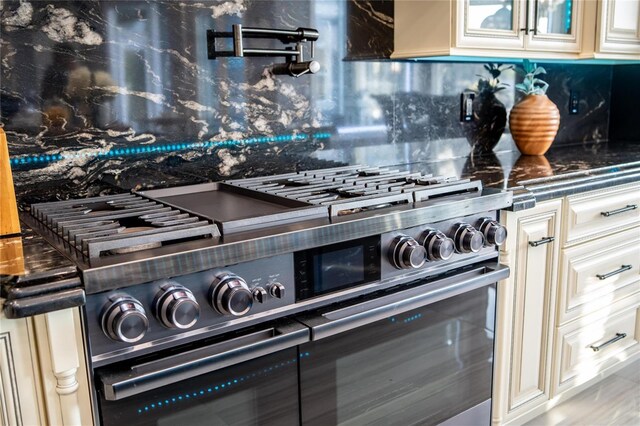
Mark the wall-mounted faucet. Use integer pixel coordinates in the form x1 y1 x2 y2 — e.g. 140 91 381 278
207 24 320 77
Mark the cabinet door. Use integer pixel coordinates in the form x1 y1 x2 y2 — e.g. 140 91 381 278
0 313 45 426
493 200 561 425
456 0 527 50
526 0 585 52
597 0 640 55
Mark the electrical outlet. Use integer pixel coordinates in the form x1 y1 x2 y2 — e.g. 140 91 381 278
460 92 475 122
569 90 579 114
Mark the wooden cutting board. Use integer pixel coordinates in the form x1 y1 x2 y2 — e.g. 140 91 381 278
0 127 21 237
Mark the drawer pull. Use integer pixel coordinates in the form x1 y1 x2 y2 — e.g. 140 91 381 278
600 204 638 217
589 333 627 352
596 265 632 280
529 236 555 247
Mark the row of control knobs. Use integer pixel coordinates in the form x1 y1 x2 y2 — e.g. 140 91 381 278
390 218 506 270
101 275 285 343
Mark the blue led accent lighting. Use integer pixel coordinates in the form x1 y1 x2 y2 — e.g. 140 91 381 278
9 132 332 168
135 353 310 415
391 313 423 324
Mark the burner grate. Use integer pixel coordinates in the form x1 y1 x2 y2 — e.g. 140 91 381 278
226 166 483 216
30 194 220 264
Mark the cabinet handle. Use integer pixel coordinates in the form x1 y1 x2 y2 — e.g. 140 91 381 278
532 0 539 35
520 0 531 33
528 236 554 247
596 265 632 280
600 204 638 217
589 333 627 352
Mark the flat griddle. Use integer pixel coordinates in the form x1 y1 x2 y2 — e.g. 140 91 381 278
139 182 328 235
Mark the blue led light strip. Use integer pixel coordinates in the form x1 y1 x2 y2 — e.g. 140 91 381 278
9 132 332 167
389 312 423 324
135 351 311 415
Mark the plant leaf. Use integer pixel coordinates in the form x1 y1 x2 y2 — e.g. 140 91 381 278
534 66 547 75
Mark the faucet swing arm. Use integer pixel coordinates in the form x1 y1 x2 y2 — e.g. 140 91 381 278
207 24 320 77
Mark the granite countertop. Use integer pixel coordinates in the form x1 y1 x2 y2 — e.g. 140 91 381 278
1 225 83 318
403 141 640 209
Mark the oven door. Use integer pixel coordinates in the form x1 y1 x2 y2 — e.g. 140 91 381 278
296 263 509 426
94 319 309 426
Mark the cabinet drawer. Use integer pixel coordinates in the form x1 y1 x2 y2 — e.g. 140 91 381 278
564 184 640 245
553 296 640 395
558 227 640 325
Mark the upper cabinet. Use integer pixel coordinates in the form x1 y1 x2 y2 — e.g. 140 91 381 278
594 0 640 57
393 0 640 61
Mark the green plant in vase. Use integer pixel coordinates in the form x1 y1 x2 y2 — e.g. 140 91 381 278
509 59 560 156
464 63 512 153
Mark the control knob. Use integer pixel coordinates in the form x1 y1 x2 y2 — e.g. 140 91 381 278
154 283 200 329
419 229 455 261
101 295 149 343
477 218 508 246
269 282 286 299
253 287 268 303
389 235 427 270
210 273 253 316
451 223 485 253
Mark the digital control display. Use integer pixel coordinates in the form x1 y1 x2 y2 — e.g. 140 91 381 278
295 236 380 301
313 246 365 293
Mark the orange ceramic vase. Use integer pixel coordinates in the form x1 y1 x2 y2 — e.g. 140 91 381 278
509 94 560 155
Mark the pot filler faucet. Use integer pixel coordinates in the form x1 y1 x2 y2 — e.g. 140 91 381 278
207 24 320 77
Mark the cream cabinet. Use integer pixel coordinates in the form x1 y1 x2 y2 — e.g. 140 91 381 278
493 182 640 425
0 307 93 426
394 0 592 59
393 0 639 60
493 200 562 425
594 0 640 57
0 310 46 426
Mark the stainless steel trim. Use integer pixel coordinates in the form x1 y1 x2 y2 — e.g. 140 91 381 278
601 205 638 217
589 333 627 352
297 263 509 341
528 236 555 247
596 265 632 280
98 320 309 401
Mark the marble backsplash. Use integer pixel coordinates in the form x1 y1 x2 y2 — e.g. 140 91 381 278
1 1 614 203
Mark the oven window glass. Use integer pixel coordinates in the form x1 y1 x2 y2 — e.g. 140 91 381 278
97 348 300 426
313 245 364 292
300 284 496 426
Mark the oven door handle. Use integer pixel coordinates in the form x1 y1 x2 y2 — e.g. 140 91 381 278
297 263 509 341
98 319 309 401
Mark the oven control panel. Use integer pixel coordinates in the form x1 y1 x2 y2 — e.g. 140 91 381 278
381 213 504 281
86 254 296 364
87 211 505 366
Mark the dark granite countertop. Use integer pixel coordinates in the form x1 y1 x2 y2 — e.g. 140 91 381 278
397 141 640 210
1 224 83 318
0 226 75 286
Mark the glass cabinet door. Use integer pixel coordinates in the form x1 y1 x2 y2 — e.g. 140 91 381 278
457 0 526 50
527 0 584 52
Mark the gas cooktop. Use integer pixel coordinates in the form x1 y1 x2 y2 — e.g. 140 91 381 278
23 165 512 295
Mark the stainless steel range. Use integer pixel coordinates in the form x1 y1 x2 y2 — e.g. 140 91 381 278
24 165 512 426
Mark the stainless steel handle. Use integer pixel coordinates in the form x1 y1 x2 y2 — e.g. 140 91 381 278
589 333 627 352
98 320 309 401
529 236 555 247
298 263 509 341
532 0 539 35
596 265 632 280
520 0 531 33
600 204 638 217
